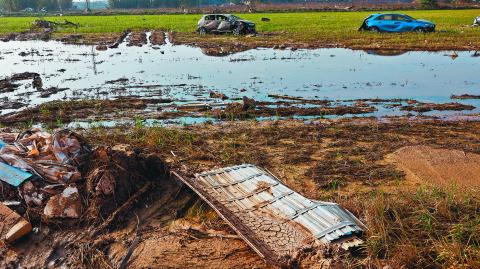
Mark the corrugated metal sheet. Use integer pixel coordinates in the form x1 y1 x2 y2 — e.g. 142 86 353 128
173 164 365 266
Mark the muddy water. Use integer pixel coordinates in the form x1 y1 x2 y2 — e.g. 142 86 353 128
1 37 480 120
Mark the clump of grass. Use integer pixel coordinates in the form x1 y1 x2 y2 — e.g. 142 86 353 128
183 200 226 230
342 187 480 268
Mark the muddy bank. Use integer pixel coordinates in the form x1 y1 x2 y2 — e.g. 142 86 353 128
0 99 181 125
3 28 480 52
82 117 479 268
400 102 475 112
1 117 480 268
2 96 479 128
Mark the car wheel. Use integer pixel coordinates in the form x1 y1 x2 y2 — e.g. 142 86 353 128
415 27 425 33
233 26 242 36
370 26 380 33
199 27 207 36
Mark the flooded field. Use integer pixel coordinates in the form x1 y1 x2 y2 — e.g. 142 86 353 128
1 35 480 124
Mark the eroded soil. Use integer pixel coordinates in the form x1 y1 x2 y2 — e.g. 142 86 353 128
1 117 480 268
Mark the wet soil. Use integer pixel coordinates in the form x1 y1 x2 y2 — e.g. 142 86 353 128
1 117 480 268
389 145 480 189
400 102 475 112
451 94 480 100
2 28 479 53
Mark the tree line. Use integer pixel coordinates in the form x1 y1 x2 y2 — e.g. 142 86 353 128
0 0 73 11
107 0 221 8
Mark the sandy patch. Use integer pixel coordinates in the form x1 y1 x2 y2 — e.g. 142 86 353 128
389 145 480 190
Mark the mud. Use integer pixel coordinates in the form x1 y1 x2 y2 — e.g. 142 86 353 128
451 94 480 100
389 145 480 190
0 99 185 126
149 31 166 46
127 31 148 47
400 102 475 112
0 72 42 93
1 117 479 268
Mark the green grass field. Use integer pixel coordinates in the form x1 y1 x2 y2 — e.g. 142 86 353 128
1 9 479 50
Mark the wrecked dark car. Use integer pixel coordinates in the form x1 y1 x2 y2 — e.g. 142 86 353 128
359 13 436 33
197 14 256 36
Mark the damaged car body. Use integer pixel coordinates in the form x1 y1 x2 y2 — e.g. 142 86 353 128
197 14 256 36
359 13 436 33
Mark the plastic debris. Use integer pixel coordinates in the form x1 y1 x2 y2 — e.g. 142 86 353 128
0 129 91 184
0 162 32 187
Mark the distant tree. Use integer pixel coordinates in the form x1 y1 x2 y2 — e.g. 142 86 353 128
0 0 19 11
419 0 438 8
0 0 72 11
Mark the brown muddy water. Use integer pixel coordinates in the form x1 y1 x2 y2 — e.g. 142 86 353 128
1 34 480 126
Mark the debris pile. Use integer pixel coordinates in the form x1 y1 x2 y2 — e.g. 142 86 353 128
0 128 170 267
0 129 91 223
32 19 79 30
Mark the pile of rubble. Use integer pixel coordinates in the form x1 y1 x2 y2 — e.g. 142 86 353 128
0 129 91 242
0 128 167 267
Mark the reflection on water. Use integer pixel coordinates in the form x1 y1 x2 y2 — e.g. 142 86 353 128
0 39 480 118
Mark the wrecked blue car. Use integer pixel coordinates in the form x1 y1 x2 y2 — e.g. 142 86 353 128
359 13 435 33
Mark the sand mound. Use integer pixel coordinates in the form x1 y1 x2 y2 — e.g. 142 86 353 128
390 145 480 190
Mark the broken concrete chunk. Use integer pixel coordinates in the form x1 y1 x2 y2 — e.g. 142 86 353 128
0 203 32 243
44 186 82 219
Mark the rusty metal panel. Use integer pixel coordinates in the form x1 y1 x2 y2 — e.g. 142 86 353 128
173 164 365 266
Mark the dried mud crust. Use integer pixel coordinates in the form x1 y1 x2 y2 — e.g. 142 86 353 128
389 145 480 189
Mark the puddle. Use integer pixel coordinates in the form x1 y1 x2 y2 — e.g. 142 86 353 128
1 37 480 120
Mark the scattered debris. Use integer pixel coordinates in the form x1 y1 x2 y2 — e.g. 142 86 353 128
0 203 32 243
173 164 365 267
32 19 79 30
209 91 229 100
473 16 480 26
0 129 91 184
0 161 32 187
44 185 82 219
